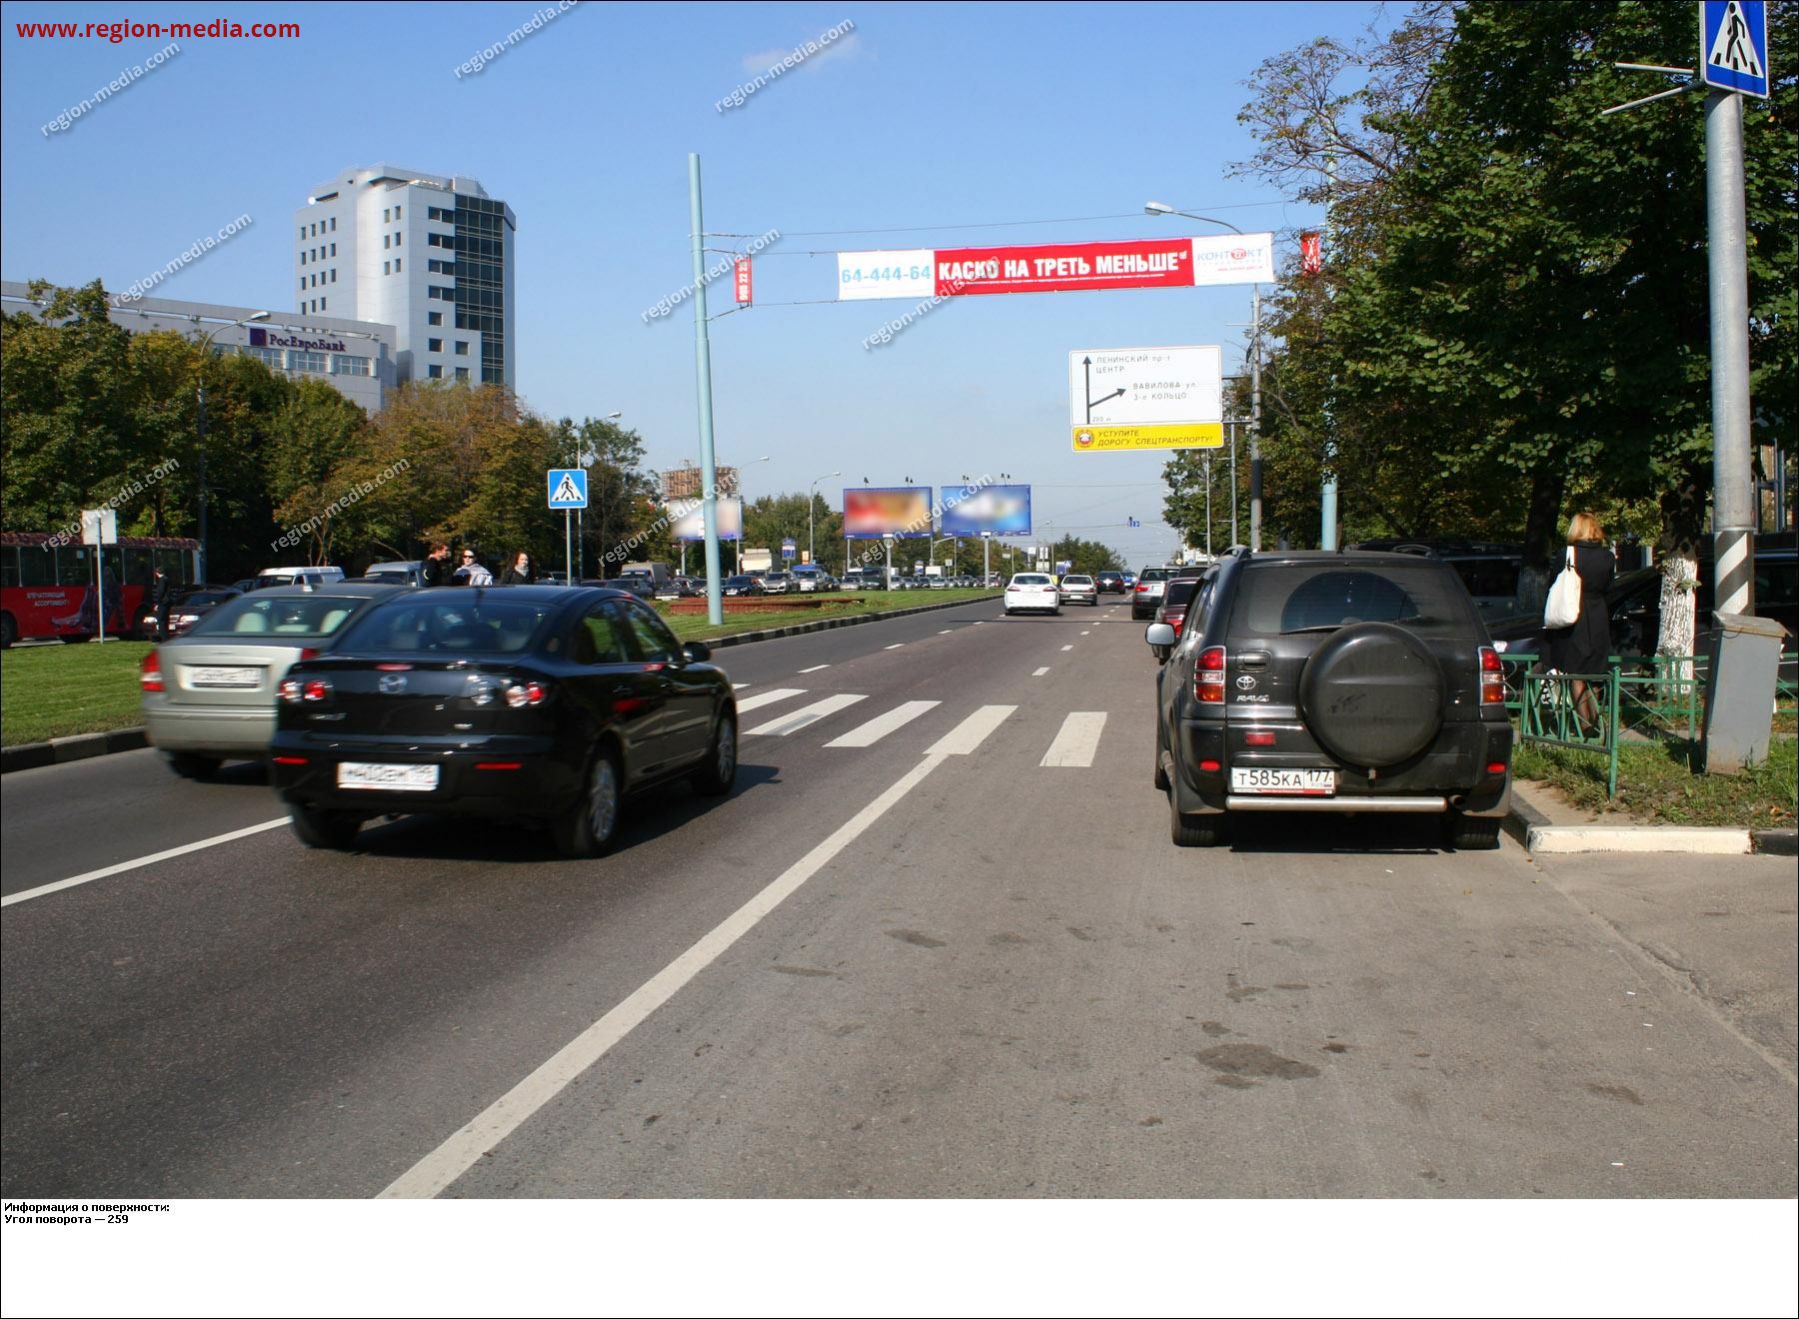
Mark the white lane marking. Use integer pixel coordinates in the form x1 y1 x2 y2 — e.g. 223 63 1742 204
1060 644 1074 652
1081 631 1090 636
2 818 290 909
1040 711 1108 768
798 664 830 674
380 752 950 1199
974 621 985 625
926 704 1016 756
884 643 905 650
826 700 940 748
733 687 806 713
731 683 749 690
939 629 952 635
1033 667 1050 677
746 693 867 737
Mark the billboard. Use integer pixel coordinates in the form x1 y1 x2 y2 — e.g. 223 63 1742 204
837 234 1275 301
843 487 933 539
670 497 743 542
940 484 1032 537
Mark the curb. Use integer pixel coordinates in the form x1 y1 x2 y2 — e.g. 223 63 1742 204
2 727 148 775
1751 828 1797 856
696 592 1002 650
1520 824 1753 855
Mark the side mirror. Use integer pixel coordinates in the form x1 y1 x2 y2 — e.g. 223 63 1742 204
682 641 712 664
1145 623 1177 648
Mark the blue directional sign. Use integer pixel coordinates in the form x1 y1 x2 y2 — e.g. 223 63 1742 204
780 538 797 560
547 468 589 509
1702 0 1769 98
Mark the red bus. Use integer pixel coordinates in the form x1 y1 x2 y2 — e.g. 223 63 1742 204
0 533 199 646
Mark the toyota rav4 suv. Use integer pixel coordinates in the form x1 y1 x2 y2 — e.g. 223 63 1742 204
1147 549 1511 850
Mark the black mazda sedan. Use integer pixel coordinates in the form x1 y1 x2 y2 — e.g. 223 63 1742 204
269 586 737 856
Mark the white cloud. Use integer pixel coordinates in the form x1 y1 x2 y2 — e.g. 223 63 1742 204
741 30 862 76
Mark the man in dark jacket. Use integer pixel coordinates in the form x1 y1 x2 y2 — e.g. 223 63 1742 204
421 542 454 588
150 568 179 639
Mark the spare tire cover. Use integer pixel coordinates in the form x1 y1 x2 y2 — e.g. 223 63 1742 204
1298 622 1445 768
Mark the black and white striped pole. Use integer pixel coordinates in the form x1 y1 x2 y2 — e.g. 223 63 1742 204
1704 86 1756 618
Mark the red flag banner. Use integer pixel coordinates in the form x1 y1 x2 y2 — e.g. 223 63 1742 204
1300 232 1323 275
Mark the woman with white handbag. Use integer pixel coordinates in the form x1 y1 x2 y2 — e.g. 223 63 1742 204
1545 512 1616 731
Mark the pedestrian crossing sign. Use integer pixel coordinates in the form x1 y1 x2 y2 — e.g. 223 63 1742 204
1702 0 1770 98
547 468 589 509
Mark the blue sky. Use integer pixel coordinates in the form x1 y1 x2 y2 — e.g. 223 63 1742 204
1 0 1392 564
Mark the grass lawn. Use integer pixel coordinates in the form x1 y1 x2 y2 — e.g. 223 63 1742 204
1513 735 1797 829
2 641 152 746
659 589 998 643
0 593 1000 744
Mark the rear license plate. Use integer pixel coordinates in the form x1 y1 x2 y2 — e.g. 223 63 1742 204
188 666 259 689
337 762 439 792
1230 767 1336 795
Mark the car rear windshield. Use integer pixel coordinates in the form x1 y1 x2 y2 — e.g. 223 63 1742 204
1140 568 1173 582
187 594 370 640
1012 574 1051 585
334 598 553 654
1063 576 1093 584
1163 580 1200 610
1232 563 1479 637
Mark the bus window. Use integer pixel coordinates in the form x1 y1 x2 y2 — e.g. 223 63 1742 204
124 545 153 589
17 544 54 587
55 544 93 586
0 546 18 590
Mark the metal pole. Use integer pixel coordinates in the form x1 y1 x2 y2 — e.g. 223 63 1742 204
564 509 573 585
690 153 724 627
196 380 208 583
1250 289 1263 552
1203 455 1213 558
1706 90 1756 616
1319 153 1339 552
1229 416 1238 547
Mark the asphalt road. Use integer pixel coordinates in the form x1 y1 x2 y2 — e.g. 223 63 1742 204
2 593 1794 1198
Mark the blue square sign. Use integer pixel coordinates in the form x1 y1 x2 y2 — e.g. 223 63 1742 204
1702 0 1770 98
547 468 589 509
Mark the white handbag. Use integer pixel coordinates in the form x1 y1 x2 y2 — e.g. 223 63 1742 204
1543 546 1582 629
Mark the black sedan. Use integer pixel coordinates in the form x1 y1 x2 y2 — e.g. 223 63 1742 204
139 585 242 640
269 586 737 856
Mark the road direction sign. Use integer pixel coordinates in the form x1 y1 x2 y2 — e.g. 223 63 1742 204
1702 0 1769 97
1068 345 1224 453
781 538 796 560
547 468 589 509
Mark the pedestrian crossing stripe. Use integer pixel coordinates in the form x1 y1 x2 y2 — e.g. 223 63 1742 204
746 693 867 737
724 689 1110 763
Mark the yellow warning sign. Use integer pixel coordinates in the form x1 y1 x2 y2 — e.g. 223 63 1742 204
1071 423 1224 453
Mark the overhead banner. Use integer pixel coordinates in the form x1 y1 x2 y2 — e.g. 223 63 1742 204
836 234 1274 301
1069 345 1224 453
941 484 1032 537
843 487 933 539
670 496 743 542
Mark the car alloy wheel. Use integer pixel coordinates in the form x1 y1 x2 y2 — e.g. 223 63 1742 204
587 754 620 847
691 712 737 797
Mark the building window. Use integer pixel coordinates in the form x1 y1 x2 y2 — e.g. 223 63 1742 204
290 350 328 374
383 234 390 249
383 261 390 275
454 341 468 355
428 311 443 326
455 367 470 381
427 338 443 352
394 258 401 273
300 252 307 266
330 269 337 283
383 207 390 222
427 365 443 379
247 345 283 370
298 226 305 241
319 297 327 310
395 205 402 220
330 217 336 232
330 243 336 257
331 354 371 377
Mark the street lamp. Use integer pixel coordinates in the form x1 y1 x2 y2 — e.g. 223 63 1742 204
194 310 270 582
809 469 840 570
1145 201 1265 551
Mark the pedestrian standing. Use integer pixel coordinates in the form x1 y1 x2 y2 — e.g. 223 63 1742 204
421 541 454 588
501 551 535 585
456 548 495 586
1547 512 1616 731
150 567 178 640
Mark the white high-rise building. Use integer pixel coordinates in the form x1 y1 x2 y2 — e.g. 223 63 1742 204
295 164 515 389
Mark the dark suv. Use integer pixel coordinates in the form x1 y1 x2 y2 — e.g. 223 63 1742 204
1148 550 1512 850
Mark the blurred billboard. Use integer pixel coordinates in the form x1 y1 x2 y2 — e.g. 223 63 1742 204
670 497 743 542
940 484 1032 537
843 487 933 539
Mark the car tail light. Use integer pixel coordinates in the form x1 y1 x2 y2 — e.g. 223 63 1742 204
1245 731 1275 746
1479 647 1504 704
1134 583 1148 593
1199 759 1222 772
1195 646 1226 703
272 755 309 766
505 680 549 709
279 676 332 704
299 648 320 661
1171 615 1185 638
139 650 163 693
1486 761 1508 775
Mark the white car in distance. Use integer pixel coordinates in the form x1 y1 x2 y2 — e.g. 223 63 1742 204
1004 572 1061 616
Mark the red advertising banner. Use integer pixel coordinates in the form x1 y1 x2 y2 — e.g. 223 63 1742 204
734 257 752 304
1300 232 1323 275
932 237 1199 297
